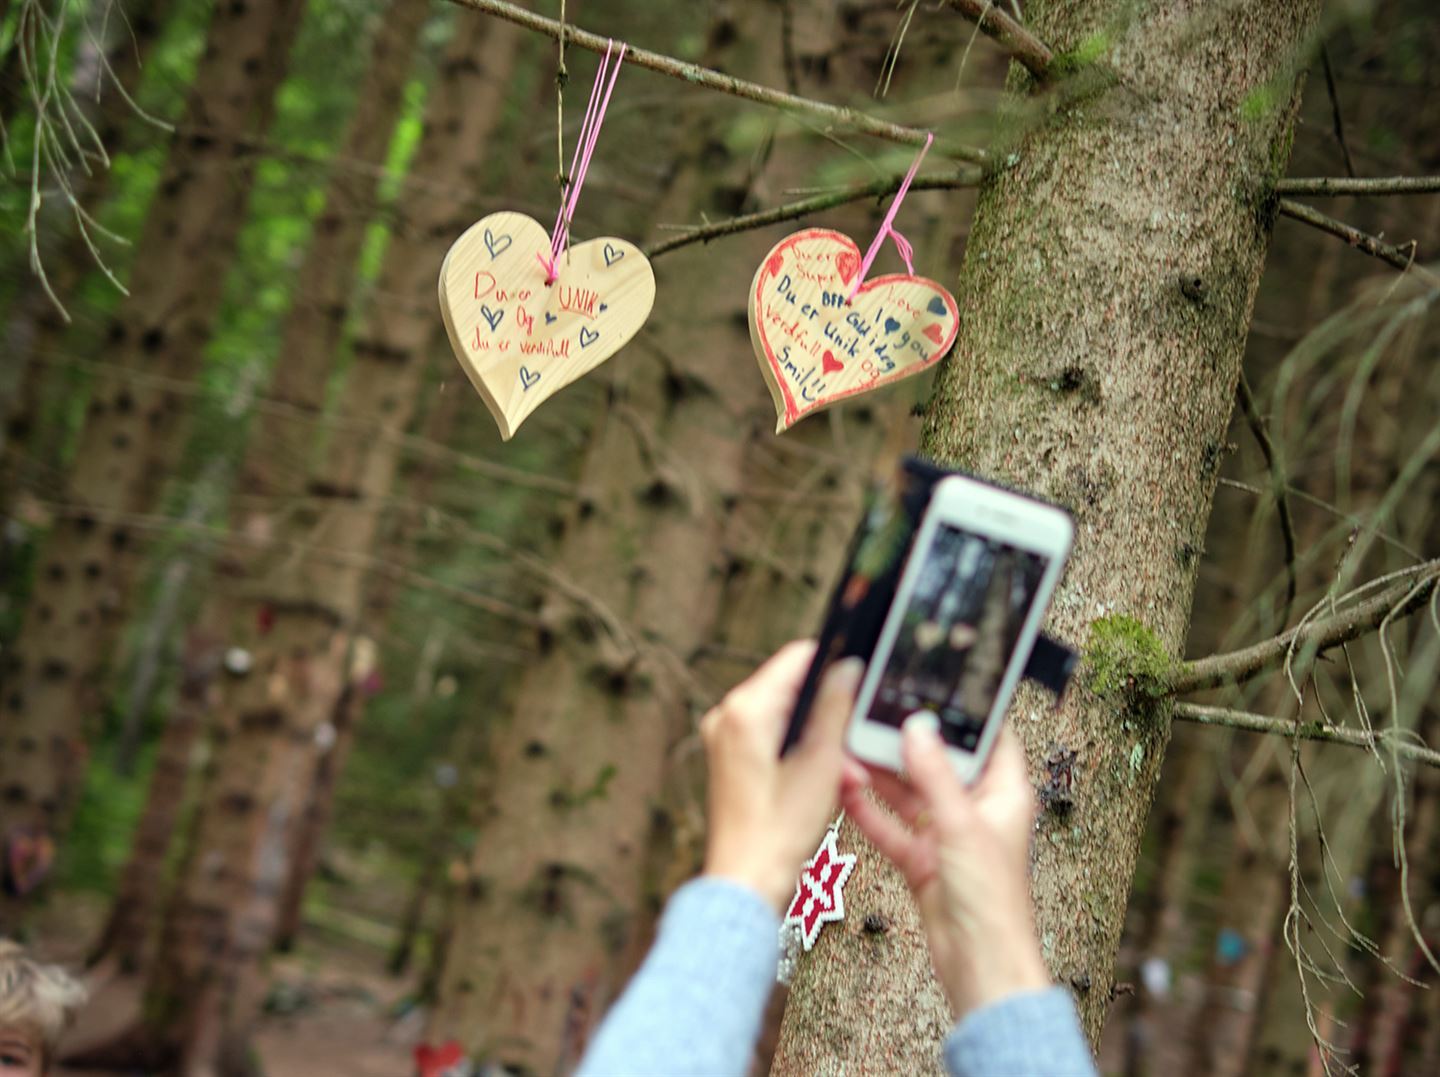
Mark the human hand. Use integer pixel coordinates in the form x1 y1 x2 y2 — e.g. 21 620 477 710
840 717 1051 1018
700 641 864 911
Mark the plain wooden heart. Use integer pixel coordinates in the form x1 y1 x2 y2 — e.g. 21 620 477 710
439 211 655 439
747 228 959 432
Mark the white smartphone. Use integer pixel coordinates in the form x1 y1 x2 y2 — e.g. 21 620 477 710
845 474 1073 782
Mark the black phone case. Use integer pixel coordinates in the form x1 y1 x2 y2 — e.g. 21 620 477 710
779 457 1078 755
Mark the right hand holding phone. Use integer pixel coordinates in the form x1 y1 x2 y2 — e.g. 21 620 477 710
840 717 1052 1019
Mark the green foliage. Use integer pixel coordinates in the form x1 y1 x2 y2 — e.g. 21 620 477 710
1084 614 1176 702
53 742 151 893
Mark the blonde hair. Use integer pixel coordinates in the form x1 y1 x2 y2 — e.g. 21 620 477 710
0 940 87 1058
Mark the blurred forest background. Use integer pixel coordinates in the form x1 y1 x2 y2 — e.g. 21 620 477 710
0 0 1437 1073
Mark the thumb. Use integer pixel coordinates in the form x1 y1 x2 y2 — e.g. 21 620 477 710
795 658 864 760
901 715 970 832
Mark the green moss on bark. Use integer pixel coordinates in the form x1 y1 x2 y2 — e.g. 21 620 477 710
1084 614 1177 701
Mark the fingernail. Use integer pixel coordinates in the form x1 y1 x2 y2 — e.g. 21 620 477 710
828 657 865 690
903 710 941 739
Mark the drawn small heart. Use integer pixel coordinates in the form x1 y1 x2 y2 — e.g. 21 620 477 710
767 252 785 278
519 366 541 390
926 295 947 316
579 327 600 349
544 311 558 325
483 229 512 260
603 243 624 267
884 317 901 334
922 323 944 345
836 251 860 285
480 305 504 331
822 350 844 374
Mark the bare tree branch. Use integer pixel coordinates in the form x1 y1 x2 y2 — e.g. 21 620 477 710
1171 561 1440 695
447 0 988 164
1277 175 1440 197
1278 198 1433 278
1174 703 1440 770
937 0 1055 81
1317 45 1355 179
646 167 983 257
1234 371 1297 628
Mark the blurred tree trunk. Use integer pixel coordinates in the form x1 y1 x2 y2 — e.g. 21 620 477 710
87 628 219 973
1183 735 1290 1077
425 10 779 1070
1349 707 1440 1075
0 0 176 524
272 373 465 953
83 0 429 976
774 0 1322 1067
0 0 307 927
137 15 523 1071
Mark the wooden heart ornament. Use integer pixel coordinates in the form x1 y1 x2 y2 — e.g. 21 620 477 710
748 229 959 432
439 211 655 440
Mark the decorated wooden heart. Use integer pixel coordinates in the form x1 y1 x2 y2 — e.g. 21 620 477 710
747 229 959 432
439 211 655 440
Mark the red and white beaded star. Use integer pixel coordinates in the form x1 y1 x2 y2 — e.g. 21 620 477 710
783 825 857 952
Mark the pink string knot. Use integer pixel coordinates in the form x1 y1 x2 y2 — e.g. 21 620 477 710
846 131 933 302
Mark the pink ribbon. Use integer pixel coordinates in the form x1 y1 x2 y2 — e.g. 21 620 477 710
846 131 933 302
538 41 628 283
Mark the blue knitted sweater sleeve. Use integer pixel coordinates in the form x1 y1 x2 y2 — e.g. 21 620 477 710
576 877 779 1077
575 877 1096 1077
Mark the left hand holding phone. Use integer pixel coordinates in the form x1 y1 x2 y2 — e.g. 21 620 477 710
701 641 864 912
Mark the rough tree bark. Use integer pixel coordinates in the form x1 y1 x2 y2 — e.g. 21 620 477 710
425 8 786 1069
0 0 307 926
136 15 525 1071
82 0 429 975
88 628 219 973
774 0 1323 1067
0 0 177 524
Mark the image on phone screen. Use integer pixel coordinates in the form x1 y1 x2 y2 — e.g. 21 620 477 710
869 525 1049 750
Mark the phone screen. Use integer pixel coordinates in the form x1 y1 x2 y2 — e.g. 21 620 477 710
867 524 1049 750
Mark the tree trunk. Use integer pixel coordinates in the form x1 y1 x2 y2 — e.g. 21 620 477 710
84 0 429 981
138 14 523 1070
0 0 177 523
0 0 308 926
774 0 1323 1067
88 628 220 972
1183 736 1289 1077
425 11 783 1070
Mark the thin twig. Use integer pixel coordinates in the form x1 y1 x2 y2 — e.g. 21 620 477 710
646 167 982 257
937 0 1054 81
1174 704 1440 771
1277 176 1440 196
1171 561 1440 694
1235 371 1297 628
446 0 988 164
1318 46 1356 179
1278 199 1432 279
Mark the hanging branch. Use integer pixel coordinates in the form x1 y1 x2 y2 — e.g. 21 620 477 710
1318 45 1356 179
447 0 987 163
938 0 1054 81
1169 560 1440 695
1234 371 1298 629
1174 703 1440 770
1277 175 1440 196
646 167 984 257
1278 198 1432 277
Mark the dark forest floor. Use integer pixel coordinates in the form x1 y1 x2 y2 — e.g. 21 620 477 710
34 873 421 1076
